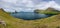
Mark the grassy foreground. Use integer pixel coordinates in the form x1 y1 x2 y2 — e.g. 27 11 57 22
0 9 60 28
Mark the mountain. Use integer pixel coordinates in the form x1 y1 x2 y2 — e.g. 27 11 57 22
34 8 60 15
0 8 5 12
45 7 60 12
44 8 60 15
0 8 60 28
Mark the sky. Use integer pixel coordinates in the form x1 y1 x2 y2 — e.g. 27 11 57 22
0 0 60 12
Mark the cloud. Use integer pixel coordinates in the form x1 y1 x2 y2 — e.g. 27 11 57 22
36 2 49 10
54 0 60 4
1 0 17 4
36 1 60 11
25 0 35 7
0 0 60 12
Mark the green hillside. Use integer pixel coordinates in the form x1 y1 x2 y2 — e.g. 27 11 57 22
0 8 60 28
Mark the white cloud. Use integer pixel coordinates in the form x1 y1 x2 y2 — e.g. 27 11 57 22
36 1 60 10
22 0 29 3
25 0 35 7
2 0 17 4
36 2 49 10
0 0 60 12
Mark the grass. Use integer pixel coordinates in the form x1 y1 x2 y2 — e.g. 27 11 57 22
0 9 60 28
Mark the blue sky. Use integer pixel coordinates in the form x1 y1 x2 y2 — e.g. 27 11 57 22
0 0 60 12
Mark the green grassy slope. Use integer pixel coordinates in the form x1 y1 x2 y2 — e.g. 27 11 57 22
0 8 60 28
